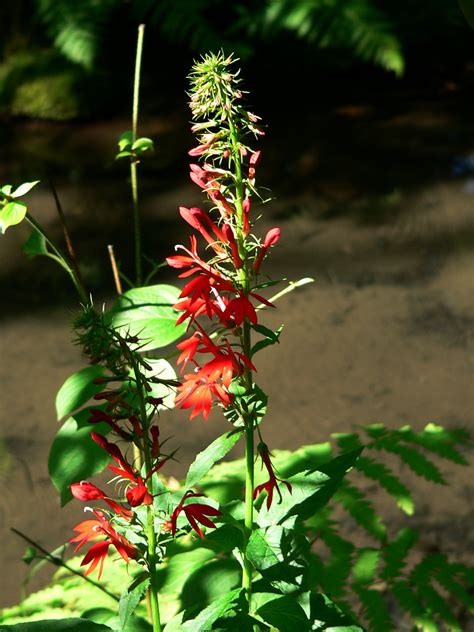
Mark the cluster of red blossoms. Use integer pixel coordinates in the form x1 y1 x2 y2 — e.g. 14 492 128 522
167 164 280 421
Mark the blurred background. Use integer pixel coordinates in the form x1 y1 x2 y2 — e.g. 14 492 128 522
1 0 474 614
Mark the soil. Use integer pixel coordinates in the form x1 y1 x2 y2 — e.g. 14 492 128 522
1 75 473 616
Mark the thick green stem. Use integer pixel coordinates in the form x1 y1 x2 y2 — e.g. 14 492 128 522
131 24 145 286
228 118 256 601
130 356 162 632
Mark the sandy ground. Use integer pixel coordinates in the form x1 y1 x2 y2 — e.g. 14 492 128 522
1 85 474 612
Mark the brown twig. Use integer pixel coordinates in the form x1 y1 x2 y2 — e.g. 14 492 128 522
108 244 123 294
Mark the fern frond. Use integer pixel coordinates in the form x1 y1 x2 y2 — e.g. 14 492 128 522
392 580 439 632
36 0 118 69
381 527 418 581
317 522 355 596
396 423 469 466
354 587 394 632
416 583 462 632
373 438 447 484
355 454 415 515
260 0 404 75
333 480 387 541
351 547 381 587
429 554 474 612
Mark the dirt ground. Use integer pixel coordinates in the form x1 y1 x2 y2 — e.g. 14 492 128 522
1 78 474 612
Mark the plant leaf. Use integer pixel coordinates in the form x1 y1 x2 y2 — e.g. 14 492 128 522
0 201 27 233
119 580 149 630
185 429 243 490
48 410 111 505
252 592 309 631
0 618 112 630
246 525 309 594
181 587 245 631
23 228 48 259
109 285 186 351
55 365 106 420
11 180 40 198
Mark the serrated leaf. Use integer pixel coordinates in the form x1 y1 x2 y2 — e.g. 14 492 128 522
181 587 244 631
252 592 309 631
398 424 469 465
381 528 418 581
309 593 365 630
375 437 446 484
355 455 414 515
257 449 362 528
158 549 215 595
334 481 387 541
11 180 40 198
109 285 186 351
119 580 149 630
0 200 27 233
316 527 354 597
416 583 461 632
352 548 381 586
48 410 111 505
354 588 394 632
247 526 309 594
185 429 243 490
55 365 106 420
23 228 48 259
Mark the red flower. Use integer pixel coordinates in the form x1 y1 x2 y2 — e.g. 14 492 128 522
168 491 221 538
179 206 226 255
175 371 233 420
253 227 281 273
253 442 292 509
70 509 136 579
71 481 132 519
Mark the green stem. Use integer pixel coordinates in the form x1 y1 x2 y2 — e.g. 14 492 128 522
131 24 145 286
228 117 255 602
25 213 90 306
130 355 162 632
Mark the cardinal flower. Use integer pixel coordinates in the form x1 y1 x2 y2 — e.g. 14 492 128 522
70 509 136 579
253 442 292 509
166 491 221 538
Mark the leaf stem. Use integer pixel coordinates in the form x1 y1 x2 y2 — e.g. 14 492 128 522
11 528 119 602
131 24 145 286
25 213 90 306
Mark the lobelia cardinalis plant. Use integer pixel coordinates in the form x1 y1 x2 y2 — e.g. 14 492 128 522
2 50 474 632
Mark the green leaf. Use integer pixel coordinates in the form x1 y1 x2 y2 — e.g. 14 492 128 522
352 548 381 586
181 588 244 631
0 184 12 196
132 137 154 153
308 593 364 630
109 285 186 351
11 180 40 198
158 549 215 595
115 150 133 159
257 449 362 528
315 528 354 597
48 411 111 505
118 130 133 150
119 580 149 630
252 592 309 631
23 228 48 259
355 455 414 515
0 201 27 233
398 423 469 465
246 525 309 594
141 358 177 411
0 619 112 631
185 429 243 490
334 481 386 541
381 528 418 581
250 323 283 356
181 558 241 612
353 588 394 632
55 365 106 420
